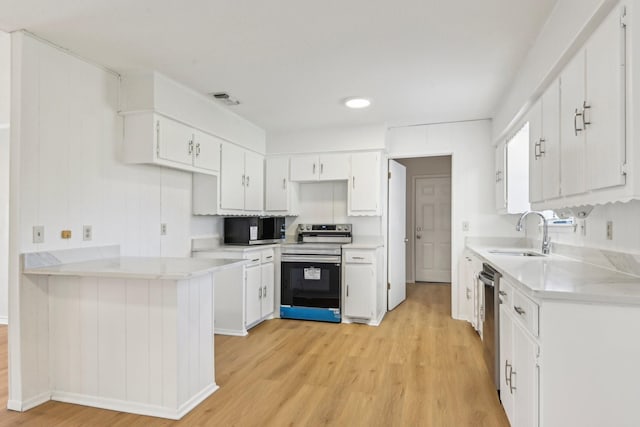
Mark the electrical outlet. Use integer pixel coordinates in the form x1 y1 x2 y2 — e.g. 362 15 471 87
33 226 44 244
462 221 470 232
606 221 613 240
160 223 167 236
83 225 92 241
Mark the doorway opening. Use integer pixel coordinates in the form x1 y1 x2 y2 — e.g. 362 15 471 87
397 156 452 284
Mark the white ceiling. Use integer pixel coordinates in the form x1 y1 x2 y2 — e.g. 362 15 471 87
0 0 557 133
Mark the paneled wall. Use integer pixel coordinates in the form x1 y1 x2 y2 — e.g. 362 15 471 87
8 32 219 408
0 31 10 323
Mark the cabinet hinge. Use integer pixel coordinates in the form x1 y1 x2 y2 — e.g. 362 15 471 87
155 120 160 157
621 163 628 175
621 7 628 28
387 282 391 290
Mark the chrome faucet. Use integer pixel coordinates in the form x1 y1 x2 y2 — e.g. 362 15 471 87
516 211 551 254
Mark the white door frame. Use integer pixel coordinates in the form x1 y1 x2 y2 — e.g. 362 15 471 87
385 152 457 317
412 173 452 283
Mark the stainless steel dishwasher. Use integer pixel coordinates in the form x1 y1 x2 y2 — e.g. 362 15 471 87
478 263 501 392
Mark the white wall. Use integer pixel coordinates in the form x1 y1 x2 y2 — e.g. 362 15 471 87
0 31 10 324
527 200 640 254
8 32 220 407
493 0 617 141
397 156 451 283
267 123 387 154
387 120 520 318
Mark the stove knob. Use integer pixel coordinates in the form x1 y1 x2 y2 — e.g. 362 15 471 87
306 225 311 230
299 224 304 230
337 225 343 231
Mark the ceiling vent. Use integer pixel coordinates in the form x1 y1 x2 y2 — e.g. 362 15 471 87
210 92 240 106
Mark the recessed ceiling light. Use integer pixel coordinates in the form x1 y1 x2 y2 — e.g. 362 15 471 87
344 97 371 109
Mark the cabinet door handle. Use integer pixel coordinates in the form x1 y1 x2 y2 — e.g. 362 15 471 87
539 138 546 156
320 163 324 174
282 178 286 189
574 108 584 136
246 175 250 187
313 163 316 174
352 176 356 189
534 140 541 160
346 285 349 297
498 290 507 296
252 258 260 262
266 255 273 260
505 360 512 386
259 287 262 298
514 306 526 316
352 256 365 260
466 288 471 300
242 174 246 186
188 139 194 155
263 286 267 297
195 142 201 157
582 100 591 128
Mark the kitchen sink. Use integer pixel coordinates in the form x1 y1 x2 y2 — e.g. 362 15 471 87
488 249 545 257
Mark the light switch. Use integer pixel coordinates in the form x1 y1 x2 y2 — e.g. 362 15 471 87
462 221 470 232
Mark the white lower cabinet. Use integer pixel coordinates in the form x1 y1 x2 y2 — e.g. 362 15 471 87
344 263 375 319
193 246 276 335
499 278 540 427
342 247 384 324
458 250 482 326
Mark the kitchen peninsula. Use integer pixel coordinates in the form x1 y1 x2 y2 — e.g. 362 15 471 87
21 245 245 420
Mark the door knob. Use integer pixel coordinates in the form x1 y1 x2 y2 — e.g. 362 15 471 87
416 235 422 239
404 238 409 243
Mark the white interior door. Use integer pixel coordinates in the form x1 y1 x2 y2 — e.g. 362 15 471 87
387 160 406 310
415 176 451 283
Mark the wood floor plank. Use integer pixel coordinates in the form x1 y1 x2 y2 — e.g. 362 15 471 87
0 283 508 426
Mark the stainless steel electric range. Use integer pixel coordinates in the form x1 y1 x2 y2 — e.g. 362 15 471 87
280 224 352 323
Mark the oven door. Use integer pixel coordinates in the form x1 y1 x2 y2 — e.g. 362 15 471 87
281 256 341 310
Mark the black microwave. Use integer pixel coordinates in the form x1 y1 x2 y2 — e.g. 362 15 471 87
224 216 286 245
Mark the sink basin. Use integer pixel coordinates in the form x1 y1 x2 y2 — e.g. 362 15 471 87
488 249 545 257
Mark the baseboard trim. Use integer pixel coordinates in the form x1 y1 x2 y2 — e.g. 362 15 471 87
342 312 385 327
51 383 219 420
0 316 8 325
215 327 248 337
7 391 51 411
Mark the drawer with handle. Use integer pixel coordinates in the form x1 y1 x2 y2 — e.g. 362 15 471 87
512 289 539 337
261 249 275 264
344 251 374 264
498 278 514 307
243 252 262 266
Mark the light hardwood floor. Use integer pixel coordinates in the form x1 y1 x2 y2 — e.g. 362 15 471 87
0 284 508 426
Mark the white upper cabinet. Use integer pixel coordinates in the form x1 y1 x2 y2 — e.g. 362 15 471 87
529 80 561 203
560 5 626 196
244 151 264 212
584 5 626 191
156 115 194 166
192 129 222 172
265 156 298 214
120 72 265 177
220 143 263 212
123 113 221 175
290 154 349 182
348 152 381 216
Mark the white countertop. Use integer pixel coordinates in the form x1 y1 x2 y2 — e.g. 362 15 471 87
342 236 384 249
23 256 246 280
467 243 640 304
194 243 281 253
